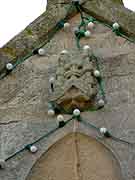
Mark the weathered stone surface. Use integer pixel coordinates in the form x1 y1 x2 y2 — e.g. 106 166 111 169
0 13 135 179
0 0 131 71
0 1 75 70
49 49 97 112
0 1 135 180
82 0 134 37
26 133 123 180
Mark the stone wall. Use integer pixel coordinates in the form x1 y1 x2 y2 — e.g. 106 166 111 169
0 0 133 70
26 133 123 180
0 12 135 179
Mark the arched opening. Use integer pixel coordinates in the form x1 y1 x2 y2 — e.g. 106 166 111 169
26 133 123 180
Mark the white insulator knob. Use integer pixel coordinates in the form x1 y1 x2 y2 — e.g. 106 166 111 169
112 22 120 30
83 45 91 56
83 45 90 51
0 159 6 169
100 127 107 134
6 63 13 70
48 109 55 116
73 109 80 116
60 49 69 55
98 99 105 107
60 50 69 55
30 145 38 153
84 30 91 37
87 22 95 29
49 77 55 84
57 115 64 122
94 70 100 78
64 22 70 30
38 48 46 56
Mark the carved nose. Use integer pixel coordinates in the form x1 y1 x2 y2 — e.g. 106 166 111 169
65 64 81 79
71 65 76 71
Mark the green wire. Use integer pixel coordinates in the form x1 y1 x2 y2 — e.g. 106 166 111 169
75 36 81 49
79 4 135 44
5 126 59 161
77 5 87 30
5 116 74 161
111 135 134 145
99 79 105 98
80 118 99 131
0 72 8 80
119 32 135 43
95 20 112 29
91 55 106 98
5 147 27 161
0 4 74 80
2 2 135 162
1 3 135 81
14 52 34 67
80 117 134 145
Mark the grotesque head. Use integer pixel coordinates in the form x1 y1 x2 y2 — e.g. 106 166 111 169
49 49 98 112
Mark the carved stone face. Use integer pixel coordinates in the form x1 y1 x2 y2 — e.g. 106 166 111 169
49 49 97 112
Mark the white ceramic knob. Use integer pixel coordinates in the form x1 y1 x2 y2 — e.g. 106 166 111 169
48 109 55 116
6 63 13 70
30 145 38 153
49 77 55 84
73 109 80 116
94 70 100 78
84 30 91 37
60 50 69 55
38 48 46 56
100 127 107 134
57 115 64 122
112 22 120 30
87 22 95 29
64 22 70 30
98 99 105 107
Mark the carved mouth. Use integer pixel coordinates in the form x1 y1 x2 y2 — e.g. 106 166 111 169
56 86 93 111
57 97 93 112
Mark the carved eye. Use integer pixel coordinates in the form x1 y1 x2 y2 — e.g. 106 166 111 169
91 84 94 88
65 67 70 71
64 64 70 71
67 76 71 80
78 65 83 70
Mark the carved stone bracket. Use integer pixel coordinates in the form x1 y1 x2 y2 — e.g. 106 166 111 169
49 49 98 112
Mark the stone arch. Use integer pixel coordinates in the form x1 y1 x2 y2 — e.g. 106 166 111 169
26 132 123 180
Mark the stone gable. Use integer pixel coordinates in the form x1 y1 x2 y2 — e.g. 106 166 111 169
0 1 135 180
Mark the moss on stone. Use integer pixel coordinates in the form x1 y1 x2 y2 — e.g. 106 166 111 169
0 0 133 67
3 47 16 58
25 28 33 36
112 0 123 4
